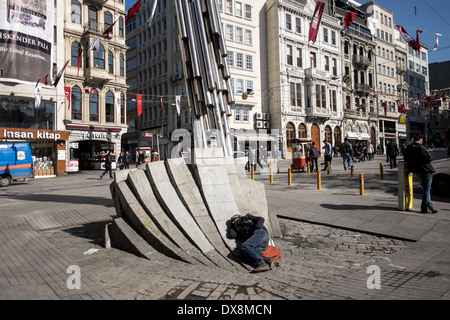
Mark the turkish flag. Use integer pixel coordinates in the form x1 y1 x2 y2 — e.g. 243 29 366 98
137 94 142 117
53 60 69 87
308 1 325 44
397 25 421 51
343 11 355 28
126 0 141 25
64 86 71 109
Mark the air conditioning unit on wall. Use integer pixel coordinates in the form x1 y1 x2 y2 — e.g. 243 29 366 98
256 121 263 128
255 112 263 120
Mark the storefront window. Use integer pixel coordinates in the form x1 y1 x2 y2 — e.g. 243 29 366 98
30 142 55 176
0 97 55 130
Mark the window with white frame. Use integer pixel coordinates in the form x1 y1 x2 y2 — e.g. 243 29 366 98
236 79 244 94
244 4 251 19
235 107 241 121
245 29 252 45
245 55 253 70
246 80 253 93
235 2 242 17
236 53 243 68
242 108 248 122
236 27 243 43
227 51 234 67
226 25 233 41
225 0 232 14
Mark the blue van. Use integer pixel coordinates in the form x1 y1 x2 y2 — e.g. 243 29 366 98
0 142 34 187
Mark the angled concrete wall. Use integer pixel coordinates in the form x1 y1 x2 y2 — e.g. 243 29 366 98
107 149 280 272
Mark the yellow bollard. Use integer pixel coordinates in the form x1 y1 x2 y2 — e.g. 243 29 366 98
251 165 254 180
380 163 384 180
288 168 292 186
307 161 310 174
270 167 273 183
317 170 321 190
351 165 354 177
359 173 364 196
327 161 330 175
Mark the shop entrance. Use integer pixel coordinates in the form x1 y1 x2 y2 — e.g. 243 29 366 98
74 140 116 170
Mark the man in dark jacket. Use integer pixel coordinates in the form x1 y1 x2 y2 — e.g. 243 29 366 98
386 140 399 169
100 150 113 180
227 213 271 273
404 135 437 214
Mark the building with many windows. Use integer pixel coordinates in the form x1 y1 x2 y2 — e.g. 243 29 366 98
63 0 128 171
266 0 343 156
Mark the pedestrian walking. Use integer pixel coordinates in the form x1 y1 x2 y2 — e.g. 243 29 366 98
226 213 272 273
366 142 374 161
386 140 399 169
341 137 353 170
137 150 145 166
125 151 131 169
117 152 125 170
322 140 332 171
99 150 113 179
404 135 438 214
309 142 320 172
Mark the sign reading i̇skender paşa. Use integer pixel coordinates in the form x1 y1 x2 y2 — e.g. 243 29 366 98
0 0 54 84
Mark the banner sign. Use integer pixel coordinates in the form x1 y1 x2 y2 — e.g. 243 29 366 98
0 0 54 84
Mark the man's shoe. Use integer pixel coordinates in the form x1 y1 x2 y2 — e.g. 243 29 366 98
265 257 274 270
99 175 103 180
428 206 438 213
251 263 271 273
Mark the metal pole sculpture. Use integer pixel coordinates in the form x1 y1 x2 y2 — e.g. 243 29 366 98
175 0 235 156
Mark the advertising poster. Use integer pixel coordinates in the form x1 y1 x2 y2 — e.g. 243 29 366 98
0 0 54 84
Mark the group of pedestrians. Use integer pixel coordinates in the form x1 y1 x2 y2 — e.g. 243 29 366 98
100 149 160 180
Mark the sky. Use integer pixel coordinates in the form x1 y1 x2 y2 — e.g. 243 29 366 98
125 0 450 64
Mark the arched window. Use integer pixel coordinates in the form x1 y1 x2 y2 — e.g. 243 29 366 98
105 91 114 123
88 6 98 30
104 11 113 33
94 44 105 69
120 54 125 76
71 1 81 24
89 90 99 121
108 51 114 73
71 86 82 120
311 124 320 147
286 122 295 151
298 123 307 138
325 125 332 143
119 17 124 37
334 126 342 147
71 42 81 67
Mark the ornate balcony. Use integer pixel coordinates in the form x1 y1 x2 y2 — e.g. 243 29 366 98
352 55 371 69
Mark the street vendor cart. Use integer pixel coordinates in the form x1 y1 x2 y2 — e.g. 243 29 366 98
290 139 314 172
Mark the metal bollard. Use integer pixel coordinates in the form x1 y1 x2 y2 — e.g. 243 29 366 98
251 165 254 180
270 167 273 183
307 162 310 175
380 163 384 180
351 165 354 177
317 170 321 190
359 173 364 196
327 161 330 175
288 168 292 186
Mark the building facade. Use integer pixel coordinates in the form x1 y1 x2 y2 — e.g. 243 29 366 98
266 0 343 157
0 1 68 177
63 0 128 171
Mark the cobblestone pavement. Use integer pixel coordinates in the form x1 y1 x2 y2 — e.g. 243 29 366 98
39 217 410 300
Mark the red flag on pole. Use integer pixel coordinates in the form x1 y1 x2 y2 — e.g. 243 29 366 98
77 47 83 77
382 102 387 116
343 11 355 28
137 94 142 117
160 96 163 110
416 30 423 53
308 1 325 44
126 0 141 25
44 74 49 85
53 60 69 87
64 86 71 109
401 104 407 115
